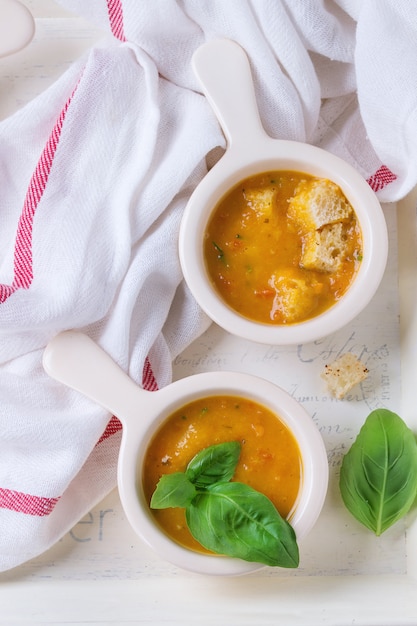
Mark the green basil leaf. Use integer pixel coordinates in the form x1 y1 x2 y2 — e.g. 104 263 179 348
186 441 241 488
185 481 299 568
150 472 197 509
340 408 417 535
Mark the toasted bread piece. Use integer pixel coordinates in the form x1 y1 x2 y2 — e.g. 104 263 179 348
269 269 321 323
244 187 277 219
288 178 352 231
321 353 369 399
301 222 349 272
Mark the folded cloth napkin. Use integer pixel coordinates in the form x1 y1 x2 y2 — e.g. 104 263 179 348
0 0 416 572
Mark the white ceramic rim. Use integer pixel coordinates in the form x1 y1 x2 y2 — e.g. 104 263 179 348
179 138 388 345
117 370 329 576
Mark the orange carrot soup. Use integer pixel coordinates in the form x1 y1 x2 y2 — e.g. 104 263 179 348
143 395 302 553
204 171 362 325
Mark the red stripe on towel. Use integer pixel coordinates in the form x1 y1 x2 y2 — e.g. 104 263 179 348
97 414 123 444
0 488 59 516
106 0 127 42
142 356 159 392
367 165 397 192
0 87 78 304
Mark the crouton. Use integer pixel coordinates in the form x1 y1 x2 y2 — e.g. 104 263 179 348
301 222 349 272
288 178 352 231
269 270 320 323
321 353 369 399
244 187 277 219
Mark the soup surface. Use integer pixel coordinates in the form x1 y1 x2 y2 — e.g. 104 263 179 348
143 395 302 553
204 171 362 324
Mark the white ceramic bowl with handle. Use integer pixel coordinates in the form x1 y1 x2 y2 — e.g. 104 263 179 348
179 39 388 345
43 330 329 576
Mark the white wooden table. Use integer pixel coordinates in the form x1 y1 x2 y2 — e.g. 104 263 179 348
0 2 416 624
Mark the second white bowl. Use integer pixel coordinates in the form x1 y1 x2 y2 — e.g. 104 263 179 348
179 39 388 345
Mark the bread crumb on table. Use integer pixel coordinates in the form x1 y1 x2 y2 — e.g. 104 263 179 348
321 352 369 399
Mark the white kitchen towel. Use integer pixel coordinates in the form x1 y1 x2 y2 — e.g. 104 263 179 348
0 0 416 572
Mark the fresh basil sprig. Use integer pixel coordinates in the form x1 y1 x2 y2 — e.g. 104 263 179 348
149 472 197 509
150 441 299 568
186 482 298 567
340 408 417 535
186 440 241 488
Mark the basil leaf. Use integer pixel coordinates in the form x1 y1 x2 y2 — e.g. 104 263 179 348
186 441 241 488
340 409 417 535
186 481 299 568
150 472 197 509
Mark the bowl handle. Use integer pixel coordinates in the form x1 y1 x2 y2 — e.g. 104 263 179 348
43 330 153 426
192 38 267 149
0 0 34 58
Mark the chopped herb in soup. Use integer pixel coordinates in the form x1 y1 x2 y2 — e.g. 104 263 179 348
204 171 362 324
